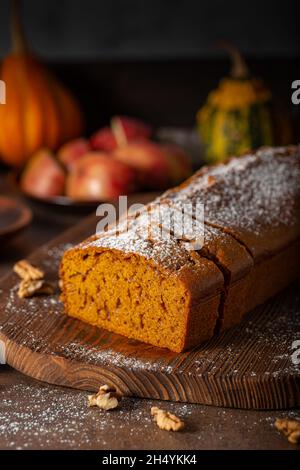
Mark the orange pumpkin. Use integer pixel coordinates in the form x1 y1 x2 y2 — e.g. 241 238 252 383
0 0 84 167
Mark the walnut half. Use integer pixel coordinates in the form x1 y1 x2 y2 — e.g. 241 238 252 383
17 279 55 299
275 418 300 444
88 385 119 411
151 406 185 432
13 260 44 281
14 259 55 299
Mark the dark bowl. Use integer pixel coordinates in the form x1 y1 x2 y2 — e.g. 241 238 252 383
0 196 32 243
9 172 101 213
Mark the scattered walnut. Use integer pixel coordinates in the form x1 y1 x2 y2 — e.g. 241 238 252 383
151 406 185 432
14 259 55 298
18 280 55 299
88 385 119 410
275 418 300 444
13 260 44 281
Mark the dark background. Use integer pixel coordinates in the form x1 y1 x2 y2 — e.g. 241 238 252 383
0 0 299 59
0 0 299 132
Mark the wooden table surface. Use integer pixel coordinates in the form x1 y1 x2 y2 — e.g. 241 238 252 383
0 172 299 450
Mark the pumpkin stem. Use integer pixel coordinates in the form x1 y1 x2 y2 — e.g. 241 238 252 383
219 41 249 79
11 0 28 54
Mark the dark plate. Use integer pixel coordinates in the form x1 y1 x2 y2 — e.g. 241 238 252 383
8 172 158 217
9 172 101 212
18 191 100 211
0 196 32 243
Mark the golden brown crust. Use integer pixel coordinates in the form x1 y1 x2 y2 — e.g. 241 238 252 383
160 145 300 259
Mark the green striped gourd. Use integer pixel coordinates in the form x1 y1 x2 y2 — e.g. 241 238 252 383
197 46 274 163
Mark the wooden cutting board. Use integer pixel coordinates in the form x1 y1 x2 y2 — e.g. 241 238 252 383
0 214 299 409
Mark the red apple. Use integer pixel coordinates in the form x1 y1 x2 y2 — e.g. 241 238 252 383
20 148 65 198
90 127 116 152
113 140 191 189
58 138 91 170
90 116 152 151
113 141 169 189
66 152 137 201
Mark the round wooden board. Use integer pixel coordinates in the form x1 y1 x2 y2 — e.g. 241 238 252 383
0 218 299 410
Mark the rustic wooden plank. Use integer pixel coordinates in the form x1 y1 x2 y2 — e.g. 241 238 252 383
0 214 299 409
2 366 300 450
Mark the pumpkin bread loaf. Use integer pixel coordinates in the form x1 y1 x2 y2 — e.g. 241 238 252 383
60 145 300 352
60 217 224 352
159 145 300 326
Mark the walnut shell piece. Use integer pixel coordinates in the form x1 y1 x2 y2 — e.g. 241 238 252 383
151 406 185 431
17 280 55 298
13 260 44 281
88 385 119 411
275 418 300 444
